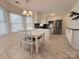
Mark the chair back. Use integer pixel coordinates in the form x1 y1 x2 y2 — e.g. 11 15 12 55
24 30 33 42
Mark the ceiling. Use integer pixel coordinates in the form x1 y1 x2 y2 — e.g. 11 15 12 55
5 0 78 15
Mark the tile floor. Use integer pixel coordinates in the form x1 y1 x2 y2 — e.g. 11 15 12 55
0 34 79 59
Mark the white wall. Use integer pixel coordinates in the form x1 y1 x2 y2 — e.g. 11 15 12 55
33 11 38 23
62 1 79 34
62 14 70 34
69 1 79 28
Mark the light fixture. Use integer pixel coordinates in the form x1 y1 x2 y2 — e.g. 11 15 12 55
15 0 20 4
50 13 55 16
22 0 33 16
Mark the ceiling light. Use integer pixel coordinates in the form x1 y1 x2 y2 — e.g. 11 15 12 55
22 10 27 15
15 0 20 4
22 0 33 16
50 13 55 16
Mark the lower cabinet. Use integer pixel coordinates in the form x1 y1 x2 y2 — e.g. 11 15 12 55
65 28 79 50
65 28 72 44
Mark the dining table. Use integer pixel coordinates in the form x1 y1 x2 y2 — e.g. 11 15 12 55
31 30 44 53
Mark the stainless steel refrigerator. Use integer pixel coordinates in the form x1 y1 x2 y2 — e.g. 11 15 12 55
54 20 62 34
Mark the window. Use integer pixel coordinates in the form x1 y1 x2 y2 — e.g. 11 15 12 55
0 7 8 36
26 16 33 30
10 13 24 32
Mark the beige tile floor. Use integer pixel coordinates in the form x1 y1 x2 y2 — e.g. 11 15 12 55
0 34 79 59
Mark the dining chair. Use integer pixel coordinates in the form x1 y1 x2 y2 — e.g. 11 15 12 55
20 30 43 53
24 30 35 53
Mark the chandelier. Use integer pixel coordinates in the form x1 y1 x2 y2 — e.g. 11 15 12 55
22 0 33 16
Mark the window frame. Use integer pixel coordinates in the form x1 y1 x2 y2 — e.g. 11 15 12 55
0 6 9 36
10 13 24 32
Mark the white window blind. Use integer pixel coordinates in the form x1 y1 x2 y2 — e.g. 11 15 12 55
26 16 33 30
10 13 24 32
0 7 8 36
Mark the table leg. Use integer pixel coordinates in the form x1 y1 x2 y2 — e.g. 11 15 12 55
42 33 44 49
36 37 38 53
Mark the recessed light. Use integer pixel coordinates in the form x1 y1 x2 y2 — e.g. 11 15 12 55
50 13 55 16
15 0 20 4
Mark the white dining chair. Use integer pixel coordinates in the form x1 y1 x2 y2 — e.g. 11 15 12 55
23 30 35 53
19 30 43 53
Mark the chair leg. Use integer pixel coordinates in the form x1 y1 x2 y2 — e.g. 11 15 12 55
30 44 33 59
30 44 33 53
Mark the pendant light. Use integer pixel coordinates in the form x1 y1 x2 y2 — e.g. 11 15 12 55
22 0 33 16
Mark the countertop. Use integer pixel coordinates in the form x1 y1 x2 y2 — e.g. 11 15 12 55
66 27 79 30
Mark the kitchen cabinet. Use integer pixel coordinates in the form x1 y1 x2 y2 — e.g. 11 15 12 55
65 28 79 50
65 28 72 44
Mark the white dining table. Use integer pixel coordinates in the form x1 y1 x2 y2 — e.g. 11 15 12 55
31 30 44 53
